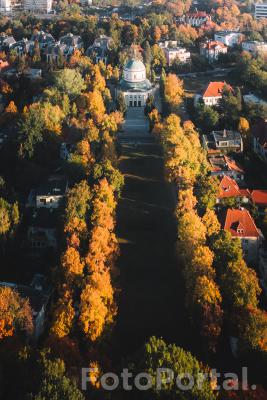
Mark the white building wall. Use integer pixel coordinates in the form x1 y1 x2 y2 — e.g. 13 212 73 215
24 0 52 13
255 2 267 19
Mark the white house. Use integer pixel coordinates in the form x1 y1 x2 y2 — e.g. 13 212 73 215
159 41 190 66
214 31 244 47
36 177 68 209
200 40 227 62
223 208 263 265
194 81 233 107
180 11 212 27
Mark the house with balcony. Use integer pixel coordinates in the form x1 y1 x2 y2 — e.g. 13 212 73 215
200 40 227 62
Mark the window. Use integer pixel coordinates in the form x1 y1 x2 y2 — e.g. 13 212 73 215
39 198 47 205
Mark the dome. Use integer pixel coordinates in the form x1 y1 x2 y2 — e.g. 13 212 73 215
123 58 146 83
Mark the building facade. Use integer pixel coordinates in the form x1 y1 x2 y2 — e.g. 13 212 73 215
116 58 154 107
255 2 267 19
214 31 244 47
200 40 227 62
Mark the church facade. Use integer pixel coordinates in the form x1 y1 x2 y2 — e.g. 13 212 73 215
116 58 154 107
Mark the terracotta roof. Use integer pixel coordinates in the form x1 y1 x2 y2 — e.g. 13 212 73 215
218 176 242 198
250 190 267 206
201 41 227 50
187 11 208 17
223 208 260 238
202 81 233 98
224 156 244 174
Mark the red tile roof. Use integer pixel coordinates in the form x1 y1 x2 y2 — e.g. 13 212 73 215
223 208 260 238
224 156 244 174
187 11 208 17
201 41 227 50
219 176 242 198
250 190 267 206
202 81 233 98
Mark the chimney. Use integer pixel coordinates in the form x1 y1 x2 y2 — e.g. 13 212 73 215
223 129 227 137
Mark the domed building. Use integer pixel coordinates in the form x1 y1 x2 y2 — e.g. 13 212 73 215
116 57 154 107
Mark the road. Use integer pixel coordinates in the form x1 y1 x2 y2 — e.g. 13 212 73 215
112 108 193 359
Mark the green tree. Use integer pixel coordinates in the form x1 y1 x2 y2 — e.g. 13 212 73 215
136 336 216 399
18 106 45 159
29 350 85 400
195 103 219 133
117 92 127 115
53 69 86 98
93 160 124 197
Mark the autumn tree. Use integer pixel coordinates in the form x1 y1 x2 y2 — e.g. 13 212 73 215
164 73 184 112
50 288 75 338
0 287 33 339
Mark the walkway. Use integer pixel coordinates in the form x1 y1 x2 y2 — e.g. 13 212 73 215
113 107 191 359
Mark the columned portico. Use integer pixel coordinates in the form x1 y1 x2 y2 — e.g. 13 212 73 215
116 57 154 107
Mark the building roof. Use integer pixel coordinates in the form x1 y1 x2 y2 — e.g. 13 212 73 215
36 178 68 197
212 129 242 142
202 81 232 98
186 11 208 17
124 59 146 72
208 154 244 174
223 208 260 238
201 40 227 50
250 190 267 206
218 175 242 198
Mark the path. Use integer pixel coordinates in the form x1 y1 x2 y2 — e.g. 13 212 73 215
113 108 192 359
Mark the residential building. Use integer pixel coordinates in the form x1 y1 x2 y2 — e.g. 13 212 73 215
159 41 190 66
35 177 68 209
208 154 245 182
27 209 58 249
59 33 83 56
45 42 67 63
86 35 114 64
255 2 267 19
23 0 52 13
31 30 55 50
179 11 212 27
200 40 227 62
80 0 92 5
10 39 34 56
223 208 263 265
194 81 233 106
242 40 267 55
202 129 243 153
214 31 244 47
252 119 267 164
0 275 51 341
216 175 250 204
